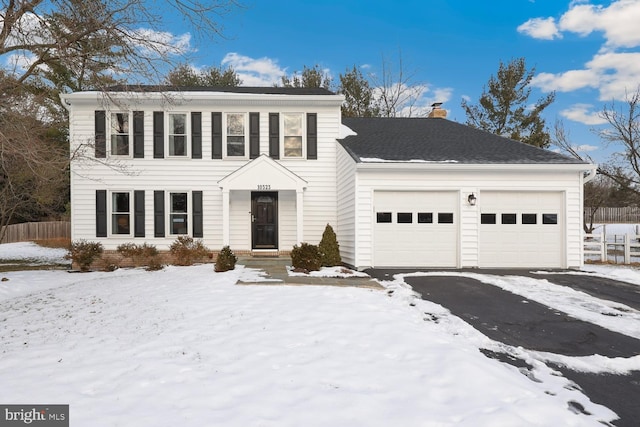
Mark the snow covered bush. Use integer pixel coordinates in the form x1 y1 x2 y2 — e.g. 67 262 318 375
214 246 237 272
67 240 104 272
290 243 321 272
169 236 210 266
318 223 341 267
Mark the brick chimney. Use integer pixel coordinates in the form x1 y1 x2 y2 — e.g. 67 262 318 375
428 102 447 119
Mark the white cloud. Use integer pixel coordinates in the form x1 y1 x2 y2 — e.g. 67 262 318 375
521 1 640 101
132 29 192 56
221 53 286 86
558 0 640 48
574 144 599 152
532 52 640 100
560 104 607 125
517 17 561 40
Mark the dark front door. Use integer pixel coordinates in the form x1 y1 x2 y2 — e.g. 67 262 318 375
252 192 278 249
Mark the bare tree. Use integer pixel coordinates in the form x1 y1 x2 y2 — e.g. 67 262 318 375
595 88 640 193
0 0 239 234
370 52 425 117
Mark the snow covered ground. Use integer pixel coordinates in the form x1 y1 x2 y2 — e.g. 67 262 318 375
1 242 636 426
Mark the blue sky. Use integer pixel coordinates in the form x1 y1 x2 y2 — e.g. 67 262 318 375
163 0 636 164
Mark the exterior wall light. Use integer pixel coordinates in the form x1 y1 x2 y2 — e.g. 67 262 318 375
468 193 477 206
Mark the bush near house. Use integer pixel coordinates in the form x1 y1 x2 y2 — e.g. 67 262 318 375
319 224 341 267
214 246 237 272
67 240 104 272
116 243 160 268
169 236 211 266
291 243 321 272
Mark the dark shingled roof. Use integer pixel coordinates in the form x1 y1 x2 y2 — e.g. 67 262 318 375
339 117 587 164
105 85 335 96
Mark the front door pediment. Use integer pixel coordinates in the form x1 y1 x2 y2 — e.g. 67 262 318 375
218 154 307 191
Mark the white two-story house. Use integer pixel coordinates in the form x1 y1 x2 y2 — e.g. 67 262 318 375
61 86 595 270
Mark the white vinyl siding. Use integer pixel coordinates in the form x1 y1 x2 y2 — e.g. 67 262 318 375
66 94 341 252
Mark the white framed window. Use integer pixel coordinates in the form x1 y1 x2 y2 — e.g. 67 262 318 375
110 112 130 156
225 113 247 158
168 113 188 156
169 192 189 235
282 113 304 158
111 192 131 235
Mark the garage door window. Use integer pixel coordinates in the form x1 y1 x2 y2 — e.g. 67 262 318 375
397 212 413 223
501 213 517 224
418 212 433 223
481 213 496 224
438 213 454 224
543 213 558 224
522 213 537 224
376 212 392 223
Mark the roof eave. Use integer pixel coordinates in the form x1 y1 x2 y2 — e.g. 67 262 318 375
355 162 595 173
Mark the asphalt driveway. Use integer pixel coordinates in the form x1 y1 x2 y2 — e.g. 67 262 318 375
367 268 640 427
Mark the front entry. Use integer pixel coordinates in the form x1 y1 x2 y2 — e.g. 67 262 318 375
251 192 278 249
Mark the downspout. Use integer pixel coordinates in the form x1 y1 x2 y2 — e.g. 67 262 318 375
583 164 598 183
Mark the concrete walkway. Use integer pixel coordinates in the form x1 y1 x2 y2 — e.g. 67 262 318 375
236 256 383 289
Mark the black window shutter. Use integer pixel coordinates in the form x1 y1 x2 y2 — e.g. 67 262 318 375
133 111 144 158
191 112 202 159
96 190 107 237
269 113 279 159
153 111 164 159
154 191 165 237
212 112 222 159
95 111 106 158
249 112 260 159
307 113 317 160
134 190 145 238
192 191 203 238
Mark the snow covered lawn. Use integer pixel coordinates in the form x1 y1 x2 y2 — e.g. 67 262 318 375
0 243 624 426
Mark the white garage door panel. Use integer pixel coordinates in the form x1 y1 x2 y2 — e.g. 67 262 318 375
374 191 458 267
479 191 563 268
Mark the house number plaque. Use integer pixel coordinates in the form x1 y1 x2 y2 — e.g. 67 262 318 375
257 185 271 190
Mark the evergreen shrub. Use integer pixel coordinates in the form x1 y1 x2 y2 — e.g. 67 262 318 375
214 246 237 272
291 242 321 272
318 223 341 267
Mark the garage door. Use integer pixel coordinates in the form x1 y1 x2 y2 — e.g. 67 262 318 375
479 191 564 268
374 191 458 267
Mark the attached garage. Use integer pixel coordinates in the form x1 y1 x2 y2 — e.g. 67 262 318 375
338 115 596 270
478 191 564 268
374 191 458 267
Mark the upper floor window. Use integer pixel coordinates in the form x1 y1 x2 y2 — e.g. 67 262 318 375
168 113 187 156
283 113 303 158
110 113 130 156
226 113 246 157
112 192 130 235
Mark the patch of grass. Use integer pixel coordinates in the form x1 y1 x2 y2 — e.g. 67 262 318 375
33 238 71 249
0 261 69 273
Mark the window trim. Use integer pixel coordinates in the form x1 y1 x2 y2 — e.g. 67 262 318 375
168 191 190 236
108 112 131 158
109 190 132 236
281 112 306 159
223 112 249 159
166 112 190 157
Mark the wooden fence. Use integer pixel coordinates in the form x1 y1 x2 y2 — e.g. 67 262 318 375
585 207 640 224
0 221 71 244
